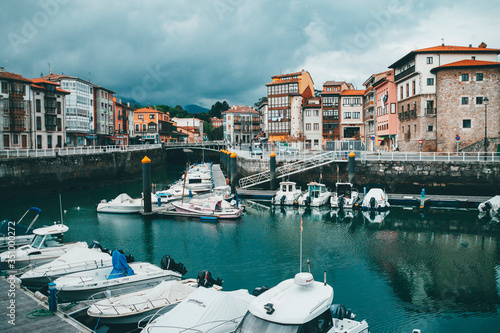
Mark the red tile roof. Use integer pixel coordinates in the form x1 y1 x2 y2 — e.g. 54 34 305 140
430 60 500 73
341 90 364 96
414 45 500 53
0 71 32 83
271 70 306 79
222 105 258 114
31 78 60 86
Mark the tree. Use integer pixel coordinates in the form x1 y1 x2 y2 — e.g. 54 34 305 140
209 101 230 119
314 89 321 97
254 96 268 108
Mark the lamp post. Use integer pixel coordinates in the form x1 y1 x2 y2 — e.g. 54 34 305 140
483 96 489 161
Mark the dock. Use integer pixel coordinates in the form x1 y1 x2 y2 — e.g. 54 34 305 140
0 276 91 332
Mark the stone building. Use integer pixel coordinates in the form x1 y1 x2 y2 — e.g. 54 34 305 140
431 60 500 152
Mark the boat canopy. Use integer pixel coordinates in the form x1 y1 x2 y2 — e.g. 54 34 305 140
108 250 134 279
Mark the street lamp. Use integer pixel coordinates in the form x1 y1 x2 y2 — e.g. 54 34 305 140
483 96 489 161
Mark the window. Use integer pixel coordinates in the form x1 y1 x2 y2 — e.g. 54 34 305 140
391 103 396 114
427 125 433 132
142 124 146 131
334 87 338 91
326 87 332 92
426 57 433 64
343 98 351 105
138 115 143 119
406 83 409 97
461 97 469 105
353 112 360 119
476 97 483 105
314 139 319 146
344 112 351 119
306 123 311 130
36 99 41 113
412 80 416 95
461 74 469 81
149 114 155 119
313 123 319 130
476 73 483 81
400 86 403 99
36 117 41 130
1 81 8 93
306 110 311 117
314 110 319 116
463 119 471 128
427 78 434 85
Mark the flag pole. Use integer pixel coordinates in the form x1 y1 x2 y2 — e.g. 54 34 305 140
299 218 303 272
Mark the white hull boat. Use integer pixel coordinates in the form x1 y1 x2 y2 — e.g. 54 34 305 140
331 183 360 209
272 181 302 206
478 195 500 217
0 224 87 272
172 198 243 219
141 287 255 333
361 188 390 211
54 252 185 302
235 272 369 333
20 245 113 289
88 278 222 325
0 207 41 252
297 182 331 207
97 193 143 214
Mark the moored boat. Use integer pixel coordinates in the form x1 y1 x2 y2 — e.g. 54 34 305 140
478 195 500 217
0 207 41 252
172 197 243 219
331 183 360 209
272 181 302 206
297 182 331 207
97 193 143 214
361 188 390 211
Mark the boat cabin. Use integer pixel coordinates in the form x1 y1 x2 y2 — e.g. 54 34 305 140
30 224 68 249
336 183 353 197
308 182 328 199
279 181 298 193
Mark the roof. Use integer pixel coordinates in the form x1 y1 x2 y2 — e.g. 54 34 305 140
135 107 166 114
43 73 93 86
31 78 60 86
323 80 346 86
389 44 500 68
222 105 258 114
271 70 306 79
341 90 364 96
0 71 32 83
430 59 500 73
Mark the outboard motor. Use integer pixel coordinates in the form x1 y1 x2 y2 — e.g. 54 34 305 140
161 255 187 275
330 304 347 320
252 286 269 296
280 195 286 206
338 196 344 210
482 201 493 212
197 270 223 287
88 240 103 250
369 197 376 210
305 195 312 207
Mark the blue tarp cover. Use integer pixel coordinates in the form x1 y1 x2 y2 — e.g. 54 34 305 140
108 249 134 279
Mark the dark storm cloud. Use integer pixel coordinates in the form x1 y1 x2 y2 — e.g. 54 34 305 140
1 0 499 107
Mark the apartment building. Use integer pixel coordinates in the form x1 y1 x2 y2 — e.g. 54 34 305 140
135 107 174 143
44 73 94 147
321 81 354 141
431 60 500 152
389 43 500 151
0 69 33 150
94 86 115 145
265 70 314 147
340 90 365 141
31 79 69 149
173 117 204 142
303 97 322 150
210 117 223 128
222 105 259 145
114 97 135 145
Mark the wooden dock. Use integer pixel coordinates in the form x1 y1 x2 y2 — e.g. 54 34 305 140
0 276 91 332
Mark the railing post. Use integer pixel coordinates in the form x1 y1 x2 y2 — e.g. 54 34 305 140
448 152 450 161
419 152 422 161
433 153 436 161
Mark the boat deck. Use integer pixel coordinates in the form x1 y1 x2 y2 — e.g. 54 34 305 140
0 276 91 332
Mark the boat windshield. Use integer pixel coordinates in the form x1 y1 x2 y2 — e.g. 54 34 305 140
235 312 300 333
31 233 63 248
30 234 46 248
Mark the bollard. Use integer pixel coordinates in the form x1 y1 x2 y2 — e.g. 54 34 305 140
270 152 276 190
48 282 57 312
363 186 367 197
230 152 237 193
421 188 425 198
226 150 231 176
348 151 355 184
219 149 223 170
142 156 152 213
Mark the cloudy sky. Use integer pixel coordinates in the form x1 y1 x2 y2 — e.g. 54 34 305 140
1 0 499 108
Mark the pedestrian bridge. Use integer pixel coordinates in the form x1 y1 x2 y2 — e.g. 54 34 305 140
163 141 227 152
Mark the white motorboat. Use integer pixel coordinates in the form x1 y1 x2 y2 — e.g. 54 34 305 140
172 197 243 219
141 287 255 333
361 188 390 211
235 272 369 333
213 185 234 202
154 185 190 204
88 278 222 325
272 181 302 206
53 251 185 302
0 224 87 272
0 207 41 252
97 193 143 214
331 183 360 209
363 210 390 224
20 244 113 289
478 195 500 216
297 182 331 207
178 171 214 192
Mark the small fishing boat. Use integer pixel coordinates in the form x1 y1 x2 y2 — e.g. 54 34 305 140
271 181 302 206
87 275 223 325
478 195 500 216
172 197 243 219
297 182 331 207
140 287 255 333
235 272 369 333
331 183 360 209
0 224 87 272
53 251 186 303
361 188 390 211
20 243 113 289
97 193 143 214
0 207 41 252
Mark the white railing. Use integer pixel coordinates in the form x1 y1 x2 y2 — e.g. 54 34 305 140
0 144 162 159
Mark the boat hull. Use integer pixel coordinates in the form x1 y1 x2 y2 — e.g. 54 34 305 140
90 303 176 325
96 204 142 214
172 203 242 219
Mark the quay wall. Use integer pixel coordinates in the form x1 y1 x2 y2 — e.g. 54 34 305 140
236 157 499 196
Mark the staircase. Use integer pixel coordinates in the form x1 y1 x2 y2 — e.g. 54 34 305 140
238 151 347 189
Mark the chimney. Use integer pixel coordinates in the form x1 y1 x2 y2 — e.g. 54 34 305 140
478 42 487 48
119 98 122 104
469 44 472 48
127 102 130 107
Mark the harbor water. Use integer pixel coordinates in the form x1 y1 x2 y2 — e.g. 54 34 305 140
1 165 499 333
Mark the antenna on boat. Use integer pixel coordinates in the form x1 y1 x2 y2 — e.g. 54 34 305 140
324 270 327 286
59 193 64 225
307 259 310 273
299 218 303 272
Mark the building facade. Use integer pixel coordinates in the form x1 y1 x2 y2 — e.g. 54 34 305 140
321 81 354 141
0 69 33 150
94 86 115 145
340 90 365 141
265 70 314 145
373 70 398 151
431 60 500 152
389 43 500 151
30 79 69 149
222 105 259 145
135 107 174 143
172 117 204 142
210 117 222 128
303 97 322 150
44 73 95 147
113 98 134 145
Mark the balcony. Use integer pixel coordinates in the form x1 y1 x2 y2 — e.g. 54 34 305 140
395 65 416 82
410 109 417 119
425 108 436 116
404 132 410 141
398 113 403 121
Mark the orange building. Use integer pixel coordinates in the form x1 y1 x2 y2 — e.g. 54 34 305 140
133 107 175 143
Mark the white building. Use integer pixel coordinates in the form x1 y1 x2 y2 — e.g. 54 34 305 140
340 90 365 141
222 105 259 145
172 117 204 142
44 73 95 147
303 97 322 150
